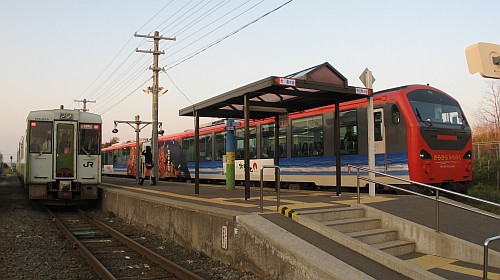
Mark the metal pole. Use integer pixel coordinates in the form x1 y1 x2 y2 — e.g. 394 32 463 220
436 189 440 233
484 235 500 279
335 102 341 195
244 94 250 200
151 31 160 185
135 115 140 183
195 111 200 194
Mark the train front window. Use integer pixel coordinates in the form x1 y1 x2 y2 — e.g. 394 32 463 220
29 121 53 154
407 89 466 126
79 123 101 155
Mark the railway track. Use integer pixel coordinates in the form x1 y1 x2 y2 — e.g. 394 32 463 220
46 207 203 280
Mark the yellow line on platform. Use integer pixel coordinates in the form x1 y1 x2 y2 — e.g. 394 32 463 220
104 184 256 208
408 255 499 279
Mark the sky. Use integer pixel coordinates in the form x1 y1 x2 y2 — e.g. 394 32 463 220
1 0 499 162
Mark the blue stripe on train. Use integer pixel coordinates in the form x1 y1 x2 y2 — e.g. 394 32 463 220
187 152 409 177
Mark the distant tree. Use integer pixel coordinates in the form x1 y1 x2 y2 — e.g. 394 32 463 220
101 137 120 149
475 81 500 140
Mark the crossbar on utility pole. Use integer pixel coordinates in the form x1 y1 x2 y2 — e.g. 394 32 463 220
134 31 176 184
113 116 154 183
74 99 96 112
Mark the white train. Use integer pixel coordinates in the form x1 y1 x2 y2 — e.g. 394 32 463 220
17 107 102 205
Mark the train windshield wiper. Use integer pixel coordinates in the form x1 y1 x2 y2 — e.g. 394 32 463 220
80 146 90 156
415 108 432 127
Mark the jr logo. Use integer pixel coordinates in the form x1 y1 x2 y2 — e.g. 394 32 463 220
83 162 94 168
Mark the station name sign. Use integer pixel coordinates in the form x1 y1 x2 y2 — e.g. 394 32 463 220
275 77 296 87
355 87 371 95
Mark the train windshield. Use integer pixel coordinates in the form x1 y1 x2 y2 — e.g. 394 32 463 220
407 89 467 126
79 123 101 155
29 121 53 154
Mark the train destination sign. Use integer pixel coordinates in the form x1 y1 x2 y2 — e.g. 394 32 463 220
275 77 296 87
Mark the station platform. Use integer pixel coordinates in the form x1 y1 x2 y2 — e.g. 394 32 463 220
99 177 500 279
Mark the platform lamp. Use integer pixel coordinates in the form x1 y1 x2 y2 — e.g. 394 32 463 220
112 116 162 183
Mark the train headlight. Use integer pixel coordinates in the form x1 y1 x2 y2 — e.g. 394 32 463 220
420 150 432 160
112 128 118 134
463 150 472 159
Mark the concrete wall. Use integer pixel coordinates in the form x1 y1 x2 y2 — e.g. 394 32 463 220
100 189 238 266
99 188 372 279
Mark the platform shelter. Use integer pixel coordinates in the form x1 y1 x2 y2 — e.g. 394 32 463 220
179 62 371 199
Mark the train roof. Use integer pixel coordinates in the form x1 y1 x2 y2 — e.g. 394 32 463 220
27 108 101 123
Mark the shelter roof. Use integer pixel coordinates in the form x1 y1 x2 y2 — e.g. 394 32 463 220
179 62 370 119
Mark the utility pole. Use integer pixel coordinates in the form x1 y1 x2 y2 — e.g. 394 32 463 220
134 31 175 184
74 99 96 112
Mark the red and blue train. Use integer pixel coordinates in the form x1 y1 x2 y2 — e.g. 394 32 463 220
102 84 472 193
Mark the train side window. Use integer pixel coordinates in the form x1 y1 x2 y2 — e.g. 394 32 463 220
29 121 52 154
199 135 212 161
392 104 401 124
214 132 226 161
235 127 256 159
339 110 358 155
260 123 287 158
374 111 383 141
292 115 323 157
182 137 195 162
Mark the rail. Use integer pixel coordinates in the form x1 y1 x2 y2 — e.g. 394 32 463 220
484 235 500 279
347 165 500 279
260 165 281 213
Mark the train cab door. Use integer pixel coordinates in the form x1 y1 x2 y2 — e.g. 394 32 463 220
374 109 386 155
54 121 77 180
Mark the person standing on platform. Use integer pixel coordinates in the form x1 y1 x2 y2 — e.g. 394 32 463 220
139 146 156 185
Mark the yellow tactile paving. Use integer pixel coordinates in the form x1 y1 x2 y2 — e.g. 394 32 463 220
105 184 256 208
335 195 398 205
408 255 455 270
408 255 500 279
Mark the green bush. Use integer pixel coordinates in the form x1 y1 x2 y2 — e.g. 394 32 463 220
469 160 500 214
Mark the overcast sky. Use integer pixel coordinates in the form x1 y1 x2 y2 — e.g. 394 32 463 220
1 0 498 161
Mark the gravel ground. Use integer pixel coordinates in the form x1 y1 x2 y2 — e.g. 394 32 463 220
0 174 263 280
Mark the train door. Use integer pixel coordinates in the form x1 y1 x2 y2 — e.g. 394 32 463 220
374 109 386 154
54 122 77 179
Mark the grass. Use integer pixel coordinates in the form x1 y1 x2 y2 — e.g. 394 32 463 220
468 159 500 214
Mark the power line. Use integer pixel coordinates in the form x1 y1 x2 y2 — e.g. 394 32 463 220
164 71 193 105
166 0 293 70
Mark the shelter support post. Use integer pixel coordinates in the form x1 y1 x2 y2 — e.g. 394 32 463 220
274 114 280 190
335 103 341 195
244 94 250 200
195 111 200 195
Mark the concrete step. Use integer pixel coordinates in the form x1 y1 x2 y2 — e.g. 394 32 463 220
347 228 398 245
322 217 380 233
301 207 365 222
372 240 416 256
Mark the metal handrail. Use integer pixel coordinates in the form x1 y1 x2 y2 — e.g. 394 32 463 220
260 165 281 213
484 235 500 279
347 164 500 278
